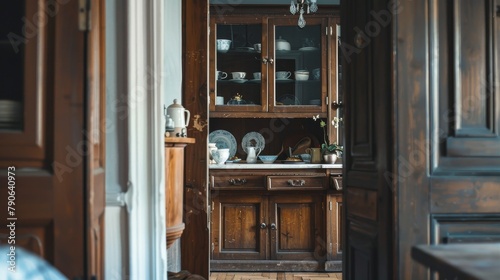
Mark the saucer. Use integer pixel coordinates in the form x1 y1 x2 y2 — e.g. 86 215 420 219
249 79 261 83
299 47 318 51
230 79 248 83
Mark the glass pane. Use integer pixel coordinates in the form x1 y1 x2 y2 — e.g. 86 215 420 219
274 24 321 107
0 1 25 130
216 24 262 107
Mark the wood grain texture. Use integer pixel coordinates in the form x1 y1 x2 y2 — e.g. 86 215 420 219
210 271 342 279
431 177 500 213
165 139 194 248
341 0 394 278
182 0 210 278
0 0 89 278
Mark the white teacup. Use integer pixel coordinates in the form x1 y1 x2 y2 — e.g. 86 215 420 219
217 39 231 53
217 70 228 80
253 72 261 80
231 72 246 80
276 71 291 79
211 148 230 164
295 71 309 81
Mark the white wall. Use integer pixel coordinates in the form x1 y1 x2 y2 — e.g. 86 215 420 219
105 0 182 278
163 0 184 272
105 0 130 279
164 1 183 106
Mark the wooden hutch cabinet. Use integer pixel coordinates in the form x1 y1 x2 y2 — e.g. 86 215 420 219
210 168 333 271
208 5 342 272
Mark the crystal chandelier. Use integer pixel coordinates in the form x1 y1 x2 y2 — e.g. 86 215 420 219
289 0 318 28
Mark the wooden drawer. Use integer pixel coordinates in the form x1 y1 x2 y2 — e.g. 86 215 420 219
210 174 265 190
267 175 327 190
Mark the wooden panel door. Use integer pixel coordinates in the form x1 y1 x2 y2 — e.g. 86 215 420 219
0 0 106 278
341 0 394 279
395 0 500 278
85 0 106 278
269 195 325 261
212 194 267 260
343 0 500 279
182 0 210 278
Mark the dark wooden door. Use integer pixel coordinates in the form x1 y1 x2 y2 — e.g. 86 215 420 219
0 0 105 278
396 0 500 278
269 195 325 261
342 0 500 279
181 0 210 278
341 0 393 279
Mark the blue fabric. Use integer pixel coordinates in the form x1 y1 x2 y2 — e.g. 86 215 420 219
0 245 67 280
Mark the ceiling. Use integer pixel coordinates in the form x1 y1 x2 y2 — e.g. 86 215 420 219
209 0 339 5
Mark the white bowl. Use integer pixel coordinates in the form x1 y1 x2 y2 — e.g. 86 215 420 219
258 155 278 164
217 39 231 53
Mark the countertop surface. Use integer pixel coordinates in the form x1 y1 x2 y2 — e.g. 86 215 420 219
412 243 500 280
209 162 342 169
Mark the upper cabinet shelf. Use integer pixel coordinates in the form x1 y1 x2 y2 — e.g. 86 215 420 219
209 9 339 117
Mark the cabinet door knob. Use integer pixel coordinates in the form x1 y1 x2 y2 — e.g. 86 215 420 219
228 178 247 185
260 223 267 229
331 101 343 110
268 58 274 64
270 223 277 230
287 179 305 187
262 57 268 64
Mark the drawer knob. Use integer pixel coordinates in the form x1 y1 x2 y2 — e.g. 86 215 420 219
260 223 267 229
228 178 247 185
287 179 305 187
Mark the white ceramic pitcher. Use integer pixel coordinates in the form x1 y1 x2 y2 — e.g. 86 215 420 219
167 99 190 136
245 146 261 164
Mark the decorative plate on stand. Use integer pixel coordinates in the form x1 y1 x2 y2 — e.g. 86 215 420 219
241 131 265 154
209 130 237 158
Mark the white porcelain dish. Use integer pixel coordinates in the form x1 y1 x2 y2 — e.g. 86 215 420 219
209 130 237 158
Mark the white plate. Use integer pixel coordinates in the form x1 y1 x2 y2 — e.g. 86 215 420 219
230 79 247 83
209 130 237 158
241 131 265 154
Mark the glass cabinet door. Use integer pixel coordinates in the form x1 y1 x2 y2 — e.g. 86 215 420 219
0 1 25 131
268 17 328 113
212 20 265 112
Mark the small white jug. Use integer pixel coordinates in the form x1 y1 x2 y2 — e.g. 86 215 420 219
245 146 261 164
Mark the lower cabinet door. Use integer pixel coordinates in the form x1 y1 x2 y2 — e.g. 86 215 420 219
268 195 326 261
212 195 268 260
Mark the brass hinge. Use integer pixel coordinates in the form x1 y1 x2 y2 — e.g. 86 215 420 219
212 201 214 212
211 242 215 252
326 96 329 105
79 0 91 31
329 201 333 211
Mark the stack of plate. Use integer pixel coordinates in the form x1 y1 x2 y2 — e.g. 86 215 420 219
0 100 22 129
